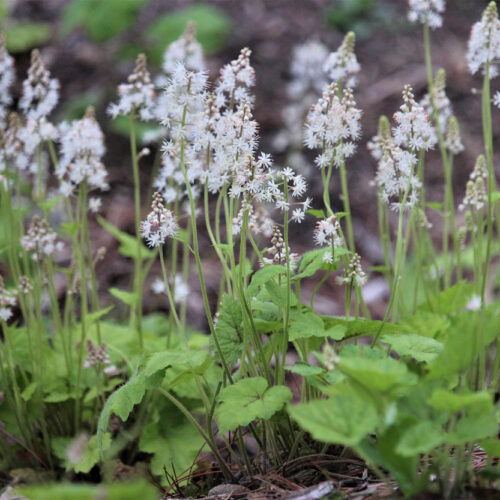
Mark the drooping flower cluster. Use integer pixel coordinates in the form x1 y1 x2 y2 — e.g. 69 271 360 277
141 192 178 247
408 0 445 29
467 2 500 78
108 54 156 121
393 85 436 151
323 32 360 88
84 340 113 374
0 36 14 126
459 155 487 212
20 216 63 261
305 83 361 168
0 275 17 322
19 49 59 120
57 107 108 195
337 253 367 287
287 40 329 99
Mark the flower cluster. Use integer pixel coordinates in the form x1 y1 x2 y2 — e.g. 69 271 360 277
393 85 436 151
261 226 299 268
408 0 445 30
374 140 420 211
313 215 343 263
215 47 255 108
323 32 360 88
445 116 464 155
151 275 189 304
19 49 59 120
0 275 17 322
57 107 108 195
108 54 156 120
161 22 205 77
20 216 63 261
419 69 452 133
83 340 112 372
305 83 361 168
337 253 367 287
467 2 500 78
367 115 392 162
287 40 329 99
0 36 14 126
141 192 178 247
459 155 487 212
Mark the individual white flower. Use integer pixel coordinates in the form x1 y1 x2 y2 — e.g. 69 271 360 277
323 32 360 88
20 216 62 261
88 197 102 213
141 192 178 247
172 274 189 303
408 0 445 29
393 85 437 151
57 107 108 193
19 49 59 120
467 2 500 79
151 278 166 295
108 54 156 121
0 35 14 126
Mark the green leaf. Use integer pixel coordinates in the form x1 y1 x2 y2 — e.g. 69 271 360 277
144 349 208 377
98 216 154 260
211 295 243 365
97 367 147 451
429 390 493 415
448 415 498 445
139 421 204 480
418 281 475 315
215 377 292 432
262 280 298 308
322 316 401 338
338 347 416 392
53 433 111 473
289 311 325 340
87 305 114 323
395 421 446 456
109 287 138 306
294 248 347 281
289 391 379 447
381 333 443 363
62 0 147 42
326 324 348 340
286 361 325 377
38 196 62 213
21 382 38 402
480 438 500 458
18 481 157 500
5 22 51 52
61 222 79 236
145 4 231 64
247 265 286 297
306 209 325 218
